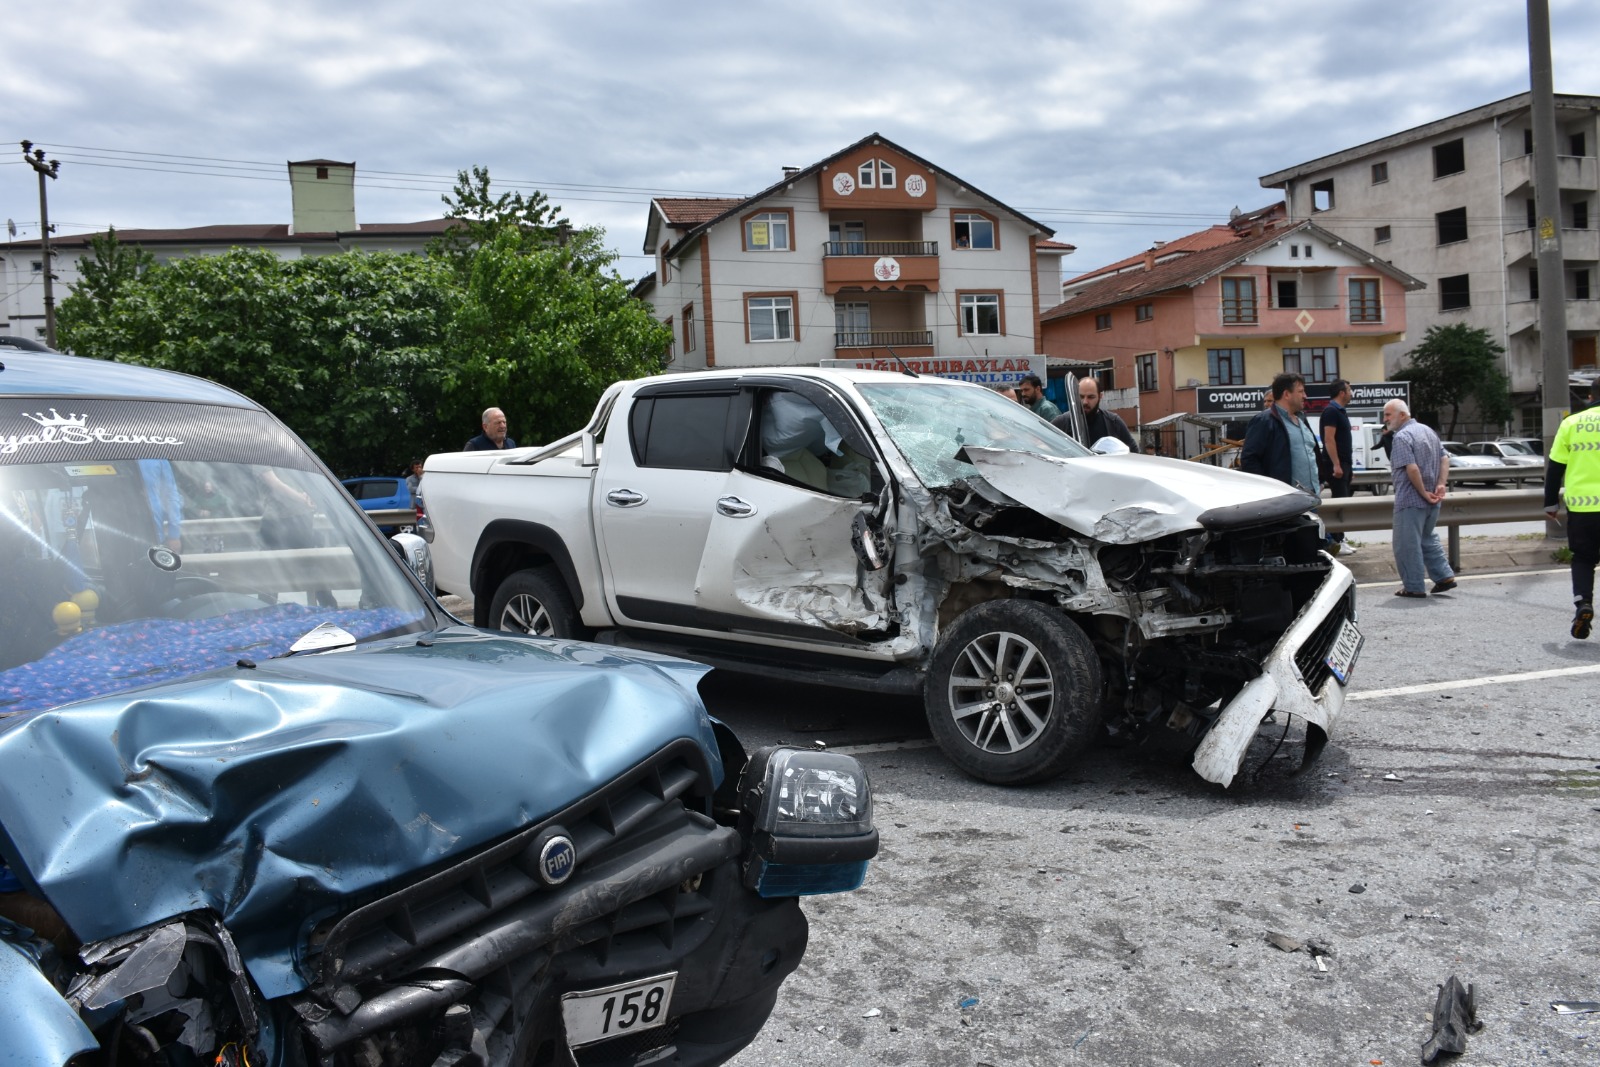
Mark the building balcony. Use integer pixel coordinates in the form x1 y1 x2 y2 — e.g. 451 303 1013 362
1500 152 1597 193
1503 226 1599 264
1508 297 1600 335
834 329 934 350
822 242 940 294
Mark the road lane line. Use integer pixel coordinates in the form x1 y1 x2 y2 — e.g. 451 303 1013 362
1350 663 1600 701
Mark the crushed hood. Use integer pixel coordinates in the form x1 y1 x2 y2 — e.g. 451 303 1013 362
959 448 1316 543
0 628 715 998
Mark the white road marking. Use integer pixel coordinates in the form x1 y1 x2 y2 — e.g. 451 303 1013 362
1350 663 1600 701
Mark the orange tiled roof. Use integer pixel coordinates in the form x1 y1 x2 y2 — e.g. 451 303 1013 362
654 198 746 227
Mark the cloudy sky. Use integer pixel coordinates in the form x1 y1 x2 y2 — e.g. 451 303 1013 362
4 0 1597 284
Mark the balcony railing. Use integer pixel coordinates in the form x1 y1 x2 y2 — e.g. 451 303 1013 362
834 329 934 348
823 240 938 257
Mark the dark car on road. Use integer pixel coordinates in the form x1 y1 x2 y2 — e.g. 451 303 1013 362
0 350 877 1067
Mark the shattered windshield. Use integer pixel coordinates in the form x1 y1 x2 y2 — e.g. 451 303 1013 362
857 381 1092 489
0 399 431 716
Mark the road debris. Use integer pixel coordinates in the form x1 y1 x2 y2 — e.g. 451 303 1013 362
862 1007 882 1018
1383 772 1404 781
1551 1000 1600 1014
1266 931 1305 953
1349 883 1367 894
1421 975 1482 1063
959 996 979 1010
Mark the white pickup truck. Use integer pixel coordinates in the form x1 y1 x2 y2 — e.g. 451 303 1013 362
424 368 1361 788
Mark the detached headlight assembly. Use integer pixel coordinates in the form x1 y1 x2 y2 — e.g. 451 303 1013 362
738 747 879 898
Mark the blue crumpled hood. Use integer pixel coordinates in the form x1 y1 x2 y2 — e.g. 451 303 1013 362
0 627 716 999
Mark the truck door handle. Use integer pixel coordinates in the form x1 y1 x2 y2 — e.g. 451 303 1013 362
716 496 755 518
606 488 647 508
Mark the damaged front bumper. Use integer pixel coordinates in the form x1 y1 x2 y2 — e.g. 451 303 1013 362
1191 557 1358 787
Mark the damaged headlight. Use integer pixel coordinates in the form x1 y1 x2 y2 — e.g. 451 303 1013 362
738 748 879 897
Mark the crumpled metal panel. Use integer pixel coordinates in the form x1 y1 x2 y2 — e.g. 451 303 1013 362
959 448 1306 544
0 627 715 1000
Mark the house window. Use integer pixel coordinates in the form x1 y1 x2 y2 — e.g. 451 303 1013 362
1310 179 1334 212
1290 245 1299 259
1094 312 1112 331
876 160 896 190
953 212 996 250
1375 225 1392 243
1371 161 1389 184
1575 201 1590 230
1283 347 1339 383
1349 278 1382 323
743 210 792 252
958 292 1002 335
1136 353 1158 393
747 294 796 342
35 327 47 339
835 301 871 346
1529 266 1539 300
1578 269 1592 301
1524 128 1535 155
1527 199 1537 230
30 260 43 273
1275 279 1299 309
1207 348 1245 386
316 166 329 180
1439 274 1471 311
663 316 675 363
1302 244 1313 259
1572 132 1588 157
1221 277 1258 324
857 161 875 189
1433 138 1466 178
1135 303 1153 322
1436 207 1468 245
828 220 866 255
682 303 696 353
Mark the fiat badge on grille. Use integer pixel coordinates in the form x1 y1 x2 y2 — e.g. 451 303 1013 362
538 834 576 886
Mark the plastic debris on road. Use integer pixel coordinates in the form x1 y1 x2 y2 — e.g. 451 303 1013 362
1421 975 1482 1064
958 996 979 1010
1551 1001 1600 1014
862 1008 882 1018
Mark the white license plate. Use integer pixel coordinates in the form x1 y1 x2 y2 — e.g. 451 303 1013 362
1324 618 1363 685
561 972 677 1049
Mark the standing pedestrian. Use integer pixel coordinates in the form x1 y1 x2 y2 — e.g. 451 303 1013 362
1320 379 1357 556
1054 377 1136 449
405 459 424 503
1016 374 1061 421
1383 400 1455 599
464 407 518 451
1543 379 1600 638
1240 373 1320 496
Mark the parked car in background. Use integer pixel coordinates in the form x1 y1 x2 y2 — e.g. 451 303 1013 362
1494 436 1545 457
1467 439 1543 475
1441 441 1510 485
0 350 876 1067
342 474 416 533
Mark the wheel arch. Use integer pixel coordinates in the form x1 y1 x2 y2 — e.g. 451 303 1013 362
469 520 585 628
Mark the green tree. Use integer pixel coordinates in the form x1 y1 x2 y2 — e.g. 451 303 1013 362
442 229 672 443
431 165 585 282
1393 323 1512 438
56 227 155 343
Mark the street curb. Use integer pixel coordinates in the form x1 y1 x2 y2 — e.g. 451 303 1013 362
1341 537 1562 583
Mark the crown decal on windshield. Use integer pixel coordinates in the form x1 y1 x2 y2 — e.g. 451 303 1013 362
22 408 89 429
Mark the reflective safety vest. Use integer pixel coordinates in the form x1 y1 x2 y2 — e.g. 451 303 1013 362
1551 407 1600 511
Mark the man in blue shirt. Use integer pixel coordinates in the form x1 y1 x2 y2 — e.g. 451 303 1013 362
1383 399 1455 598
1320 380 1356 556
464 407 518 451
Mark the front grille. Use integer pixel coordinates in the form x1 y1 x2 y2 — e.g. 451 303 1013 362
292 739 736 1051
1294 585 1355 693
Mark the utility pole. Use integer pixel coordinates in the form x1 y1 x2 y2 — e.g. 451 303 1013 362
20 140 61 349
1527 1 1568 541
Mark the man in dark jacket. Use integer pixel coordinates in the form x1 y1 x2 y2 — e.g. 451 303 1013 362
464 407 518 451
1054 377 1136 450
1240 373 1319 495
1320 379 1356 555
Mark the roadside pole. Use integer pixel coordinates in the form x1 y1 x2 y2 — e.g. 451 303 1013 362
20 141 61 350
1526 0 1568 541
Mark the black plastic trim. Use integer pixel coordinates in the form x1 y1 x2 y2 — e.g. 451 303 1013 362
470 518 586 622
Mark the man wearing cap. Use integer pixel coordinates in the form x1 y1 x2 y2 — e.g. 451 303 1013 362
1544 379 1600 639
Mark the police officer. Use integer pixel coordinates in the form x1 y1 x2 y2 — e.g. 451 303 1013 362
1545 379 1600 639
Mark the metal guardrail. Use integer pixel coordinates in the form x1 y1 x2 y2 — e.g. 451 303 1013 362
1321 488 1549 570
1350 467 1543 492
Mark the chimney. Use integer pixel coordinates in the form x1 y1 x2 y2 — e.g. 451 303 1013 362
781 166 800 180
287 159 357 234
1143 250 1156 270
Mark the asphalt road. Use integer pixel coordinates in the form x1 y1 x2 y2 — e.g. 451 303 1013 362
713 566 1600 1067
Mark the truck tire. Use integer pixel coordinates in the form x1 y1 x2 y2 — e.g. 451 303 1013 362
488 566 586 639
925 600 1103 785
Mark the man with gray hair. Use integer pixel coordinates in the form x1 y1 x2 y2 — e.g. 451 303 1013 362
464 407 517 451
1383 399 1455 598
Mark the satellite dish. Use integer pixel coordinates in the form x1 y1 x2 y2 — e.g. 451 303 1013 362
5 219 15 238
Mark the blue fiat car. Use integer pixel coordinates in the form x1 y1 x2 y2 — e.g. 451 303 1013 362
0 351 877 1067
